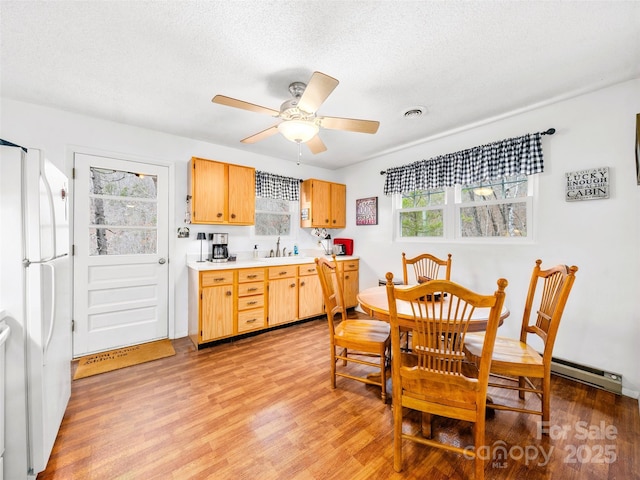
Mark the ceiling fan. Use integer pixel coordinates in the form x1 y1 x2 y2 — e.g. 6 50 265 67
212 71 380 154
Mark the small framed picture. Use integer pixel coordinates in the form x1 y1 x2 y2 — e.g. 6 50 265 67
356 196 378 225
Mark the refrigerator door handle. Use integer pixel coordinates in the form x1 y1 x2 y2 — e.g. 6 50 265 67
24 252 68 267
0 323 10 346
42 262 56 357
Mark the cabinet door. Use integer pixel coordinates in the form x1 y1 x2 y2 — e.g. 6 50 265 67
298 274 324 319
201 285 234 341
268 278 298 326
191 158 226 224
330 182 346 228
342 261 359 308
311 180 331 227
228 164 255 225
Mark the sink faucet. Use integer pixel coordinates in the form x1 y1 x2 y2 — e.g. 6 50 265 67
276 236 281 257
282 247 287 257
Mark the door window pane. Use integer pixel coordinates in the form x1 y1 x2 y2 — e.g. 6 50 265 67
89 167 158 255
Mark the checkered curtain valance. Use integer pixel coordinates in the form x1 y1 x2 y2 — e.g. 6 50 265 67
383 132 545 195
255 171 301 201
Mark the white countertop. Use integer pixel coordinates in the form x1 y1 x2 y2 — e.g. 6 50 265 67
187 255 359 271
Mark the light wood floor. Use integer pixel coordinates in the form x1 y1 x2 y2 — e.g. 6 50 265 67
38 316 639 480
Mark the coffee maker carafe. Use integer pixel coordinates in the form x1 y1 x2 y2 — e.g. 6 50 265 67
208 233 229 262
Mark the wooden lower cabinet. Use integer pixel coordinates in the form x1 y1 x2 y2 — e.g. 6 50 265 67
199 271 234 342
188 258 359 347
268 266 298 326
342 260 359 308
298 264 324 319
237 267 266 333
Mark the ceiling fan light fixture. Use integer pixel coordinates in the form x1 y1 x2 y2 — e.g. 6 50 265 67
277 119 319 143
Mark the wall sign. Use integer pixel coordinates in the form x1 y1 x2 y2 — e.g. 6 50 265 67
356 196 378 225
565 167 609 202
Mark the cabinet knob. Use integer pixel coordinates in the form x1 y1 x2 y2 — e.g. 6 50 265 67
217 212 223 218
332 220 336 224
247 301 257 305
248 287 257 292
279 271 288 275
325 219 329 223
248 274 257 279
225 290 232 296
290 283 296 288
231 213 236 219
300 281 305 287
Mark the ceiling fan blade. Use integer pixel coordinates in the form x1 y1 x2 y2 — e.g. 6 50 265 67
306 135 327 155
241 125 280 144
319 116 380 134
297 72 339 113
212 95 279 116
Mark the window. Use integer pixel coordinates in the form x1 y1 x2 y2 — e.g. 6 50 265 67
255 197 295 236
396 174 534 241
89 167 158 255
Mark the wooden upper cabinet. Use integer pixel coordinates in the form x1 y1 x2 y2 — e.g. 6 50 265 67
300 179 346 229
189 157 255 225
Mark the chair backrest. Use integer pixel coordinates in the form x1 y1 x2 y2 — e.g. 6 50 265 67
402 252 452 285
521 259 578 364
315 255 347 337
385 272 508 407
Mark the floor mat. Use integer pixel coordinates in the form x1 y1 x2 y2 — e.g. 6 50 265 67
73 339 175 379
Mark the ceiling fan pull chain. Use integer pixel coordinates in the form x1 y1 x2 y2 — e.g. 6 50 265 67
297 141 302 166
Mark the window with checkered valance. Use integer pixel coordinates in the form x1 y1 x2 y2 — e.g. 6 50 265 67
383 132 546 195
255 171 301 201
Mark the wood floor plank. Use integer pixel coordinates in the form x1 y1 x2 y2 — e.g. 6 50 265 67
37 317 640 480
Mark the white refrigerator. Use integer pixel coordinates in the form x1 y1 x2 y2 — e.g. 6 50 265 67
0 142 72 479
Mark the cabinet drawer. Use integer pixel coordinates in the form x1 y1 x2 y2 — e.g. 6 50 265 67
342 260 359 271
238 308 265 332
298 264 318 276
238 268 265 283
201 270 234 287
237 282 265 297
268 265 297 279
238 295 265 310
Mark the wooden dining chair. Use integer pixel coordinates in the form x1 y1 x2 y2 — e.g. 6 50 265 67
315 256 391 402
464 259 578 425
402 252 452 285
385 272 508 479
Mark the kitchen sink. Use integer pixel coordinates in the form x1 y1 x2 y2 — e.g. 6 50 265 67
257 256 314 265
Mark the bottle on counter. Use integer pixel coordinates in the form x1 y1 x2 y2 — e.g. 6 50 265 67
253 245 259 259
293 244 299 256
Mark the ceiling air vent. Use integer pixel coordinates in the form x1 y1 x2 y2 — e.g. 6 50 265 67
403 106 427 119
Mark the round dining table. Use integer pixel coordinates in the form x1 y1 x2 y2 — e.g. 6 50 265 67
357 285 510 332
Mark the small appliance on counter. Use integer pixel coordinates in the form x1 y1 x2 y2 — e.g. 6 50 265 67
208 233 229 262
333 238 353 255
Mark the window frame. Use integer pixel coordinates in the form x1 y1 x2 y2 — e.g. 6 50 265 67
253 196 300 240
394 174 537 244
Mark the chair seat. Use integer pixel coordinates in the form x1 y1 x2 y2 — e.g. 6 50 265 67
336 320 390 343
465 333 544 377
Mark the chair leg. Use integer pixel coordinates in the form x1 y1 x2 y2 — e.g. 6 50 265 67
379 345 387 402
330 346 337 389
542 374 551 424
518 376 526 399
474 416 486 480
393 400 403 472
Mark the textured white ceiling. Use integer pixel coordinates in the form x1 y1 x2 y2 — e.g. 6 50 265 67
1 1 639 169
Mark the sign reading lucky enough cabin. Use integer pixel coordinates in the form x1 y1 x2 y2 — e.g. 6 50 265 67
565 167 609 202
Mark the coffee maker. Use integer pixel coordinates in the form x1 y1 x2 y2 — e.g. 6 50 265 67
208 233 229 262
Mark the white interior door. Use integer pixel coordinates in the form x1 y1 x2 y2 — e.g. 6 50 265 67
73 153 169 356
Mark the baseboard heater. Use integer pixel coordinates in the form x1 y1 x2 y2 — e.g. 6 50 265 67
550 356 622 395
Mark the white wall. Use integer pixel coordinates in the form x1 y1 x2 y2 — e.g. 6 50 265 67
2 77 639 397
0 98 338 348
336 78 640 397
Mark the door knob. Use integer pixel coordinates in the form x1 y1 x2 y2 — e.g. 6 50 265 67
158 258 167 264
